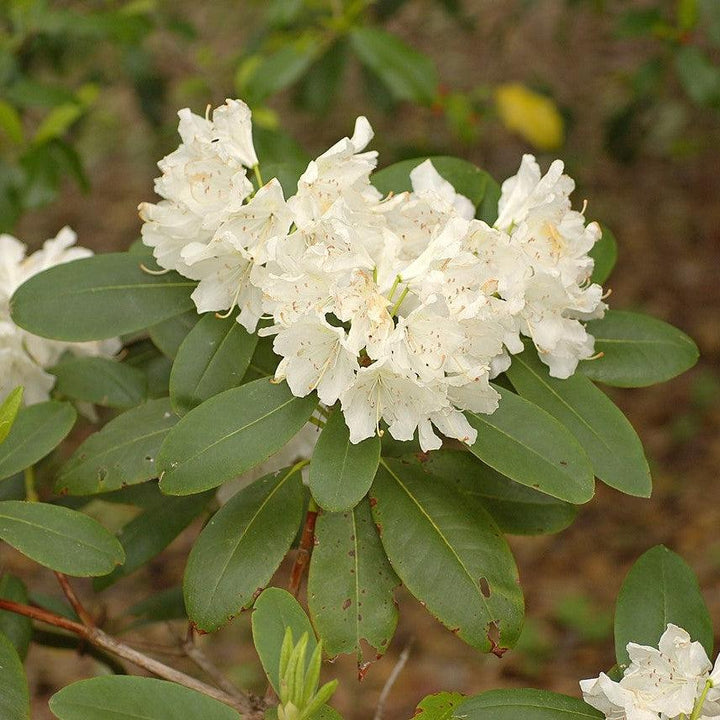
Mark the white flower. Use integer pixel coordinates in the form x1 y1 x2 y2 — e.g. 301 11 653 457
0 228 121 405
210 98 259 168
140 100 609 449
621 625 712 718
288 116 380 228
409 159 476 220
580 673 658 720
272 316 359 406
339 360 445 448
581 624 719 720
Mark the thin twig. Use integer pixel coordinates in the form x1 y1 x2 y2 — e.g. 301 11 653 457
0 598 261 717
288 503 318 597
54 572 95 627
373 643 412 720
181 624 256 704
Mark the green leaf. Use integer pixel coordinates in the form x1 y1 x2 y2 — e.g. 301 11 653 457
614 545 712 667
49 676 241 720
675 46 720 108
33 103 84 144
590 224 618 285
236 40 318 105
372 156 495 213
0 387 24 444
10 253 195 341
0 630 29 720
414 692 465 720
0 575 31 659
0 100 23 144
580 311 699 387
158 379 317 495
96 490 213 590
127 587 186 627
308 498 398 662
57 399 179 496
184 466 305 632
505 348 651 497
148 310 200 359
408 451 577 535
252 587 317 693
170 313 258 415
454 689 602 719
371 459 524 652
0 401 76 481
466 387 594 504
309 408 380 512
350 27 438 104
296 40 348 115
0 501 124 576
50 357 147 408
253 127 310 198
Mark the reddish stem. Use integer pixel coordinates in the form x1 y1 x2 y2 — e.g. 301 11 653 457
288 507 318 597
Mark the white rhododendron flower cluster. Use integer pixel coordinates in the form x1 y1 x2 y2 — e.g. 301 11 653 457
0 228 121 405
140 99 606 451
581 624 720 720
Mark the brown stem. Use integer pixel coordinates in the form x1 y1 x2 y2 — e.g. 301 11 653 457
0 598 262 717
54 572 95 627
288 505 318 597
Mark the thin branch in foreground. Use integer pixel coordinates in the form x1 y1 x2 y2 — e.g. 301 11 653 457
54 572 95 628
0 598 263 718
180 623 258 706
373 643 412 720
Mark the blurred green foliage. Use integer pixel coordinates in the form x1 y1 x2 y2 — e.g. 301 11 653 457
0 0 176 231
605 0 720 161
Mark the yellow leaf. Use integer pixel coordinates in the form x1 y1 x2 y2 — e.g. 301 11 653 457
495 83 564 151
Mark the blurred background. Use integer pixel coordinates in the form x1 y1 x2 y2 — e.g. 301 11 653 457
1 1 719 718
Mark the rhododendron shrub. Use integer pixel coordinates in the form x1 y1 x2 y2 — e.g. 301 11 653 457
0 99 700 719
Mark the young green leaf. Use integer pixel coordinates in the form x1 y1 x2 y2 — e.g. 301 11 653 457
10 253 195 341
455 689 603 719
580 311 699 387
148 310 200 359
614 545 713 667
252 587 318 693
406 451 577 536
170 312 258 416
506 348 651 497
50 357 147 408
158 379 316 495
0 575 31 659
57 398 179 495
308 498 398 663
49 676 241 720
370 459 524 653
0 387 23 444
350 27 438 104
0 401 76 481
372 157 495 213
0 501 124 576
466 387 595 504
184 466 305 632
95 490 213 590
308 408 380 512
0 630 29 720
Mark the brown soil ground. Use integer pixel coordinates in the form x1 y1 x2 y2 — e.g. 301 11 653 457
5 1 720 718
